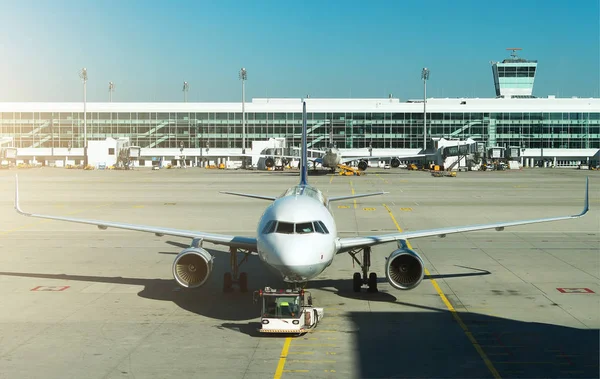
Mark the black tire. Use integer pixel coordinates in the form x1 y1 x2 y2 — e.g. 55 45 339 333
223 272 233 292
368 272 378 293
239 272 248 293
353 272 362 292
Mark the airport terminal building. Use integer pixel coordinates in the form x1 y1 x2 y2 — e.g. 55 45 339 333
1 51 599 168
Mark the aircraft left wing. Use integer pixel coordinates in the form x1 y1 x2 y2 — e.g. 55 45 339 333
13 176 257 251
336 177 589 253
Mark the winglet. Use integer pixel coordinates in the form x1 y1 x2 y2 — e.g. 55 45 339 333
14 174 29 216
574 176 590 217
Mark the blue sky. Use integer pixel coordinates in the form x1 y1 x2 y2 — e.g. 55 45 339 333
0 0 598 102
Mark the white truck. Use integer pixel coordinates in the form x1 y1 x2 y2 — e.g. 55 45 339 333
253 287 324 335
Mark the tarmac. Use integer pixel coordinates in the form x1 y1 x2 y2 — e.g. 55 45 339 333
0 166 598 379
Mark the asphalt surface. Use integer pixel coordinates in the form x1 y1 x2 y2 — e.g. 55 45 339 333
0 166 598 379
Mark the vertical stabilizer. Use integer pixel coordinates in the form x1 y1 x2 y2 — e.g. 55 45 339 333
300 101 308 186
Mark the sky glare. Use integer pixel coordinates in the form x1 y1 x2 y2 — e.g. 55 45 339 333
0 0 598 102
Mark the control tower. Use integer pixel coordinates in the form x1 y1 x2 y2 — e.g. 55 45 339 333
491 48 538 98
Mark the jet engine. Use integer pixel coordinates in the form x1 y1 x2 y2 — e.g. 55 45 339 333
265 157 275 168
172 247 213 288
385 247 424 290
357 160 368 171
390 158 401 168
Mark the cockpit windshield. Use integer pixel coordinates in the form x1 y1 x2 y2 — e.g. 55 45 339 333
295 222 314 234
262 220 330 234
276 222 295 234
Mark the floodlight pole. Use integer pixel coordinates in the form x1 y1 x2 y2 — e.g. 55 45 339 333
421 68 430 152
79 68 88 167
109 81 114 102
239 68 247 154
183 81 189 103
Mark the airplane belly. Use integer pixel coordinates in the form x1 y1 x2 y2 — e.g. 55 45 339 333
269 261 330 282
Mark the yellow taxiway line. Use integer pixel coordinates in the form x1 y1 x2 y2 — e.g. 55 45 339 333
382 203 502 379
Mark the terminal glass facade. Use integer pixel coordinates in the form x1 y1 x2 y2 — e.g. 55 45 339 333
1 110 599 150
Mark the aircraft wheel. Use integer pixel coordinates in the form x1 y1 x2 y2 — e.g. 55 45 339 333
223 272 233 292
239 272 248 292
352 272 362 292
367 272 378 293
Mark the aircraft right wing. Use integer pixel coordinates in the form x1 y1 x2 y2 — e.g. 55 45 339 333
336 177 590 253
13 176 257 251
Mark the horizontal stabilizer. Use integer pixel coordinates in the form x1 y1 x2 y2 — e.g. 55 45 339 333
219 191 277 201
328 192 388 203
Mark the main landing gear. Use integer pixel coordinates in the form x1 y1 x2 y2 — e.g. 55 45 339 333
223 246 252 292
348 246 378 293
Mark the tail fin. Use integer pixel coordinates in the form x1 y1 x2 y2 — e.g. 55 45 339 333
299 101 308 186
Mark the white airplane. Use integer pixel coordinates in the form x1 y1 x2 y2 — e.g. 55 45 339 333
14 102 589 294
301 143 426 172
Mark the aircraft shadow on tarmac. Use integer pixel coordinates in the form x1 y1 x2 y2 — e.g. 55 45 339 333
0 243 493 323
221 299 599 378
3 258 596 378
2 246 599 378
349 306 599 379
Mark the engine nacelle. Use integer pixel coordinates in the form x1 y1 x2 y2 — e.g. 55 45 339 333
357 160 368 171
385 248 424 290
172 247 213 288
265 157 275 168
390 158 401 168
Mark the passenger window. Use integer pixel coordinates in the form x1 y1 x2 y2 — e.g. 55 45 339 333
276 222 295 234
295 222 314 234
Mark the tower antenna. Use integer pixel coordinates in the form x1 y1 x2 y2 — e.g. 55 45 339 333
506 47 522 58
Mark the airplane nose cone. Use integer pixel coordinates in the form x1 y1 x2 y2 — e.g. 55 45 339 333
259 235 331 281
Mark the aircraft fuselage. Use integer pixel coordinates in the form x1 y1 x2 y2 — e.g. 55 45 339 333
256 184 337 283
322 148 341 168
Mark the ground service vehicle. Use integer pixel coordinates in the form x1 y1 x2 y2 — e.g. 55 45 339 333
253 287 324 335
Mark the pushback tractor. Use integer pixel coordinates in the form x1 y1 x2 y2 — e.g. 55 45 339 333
253 287 324 335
